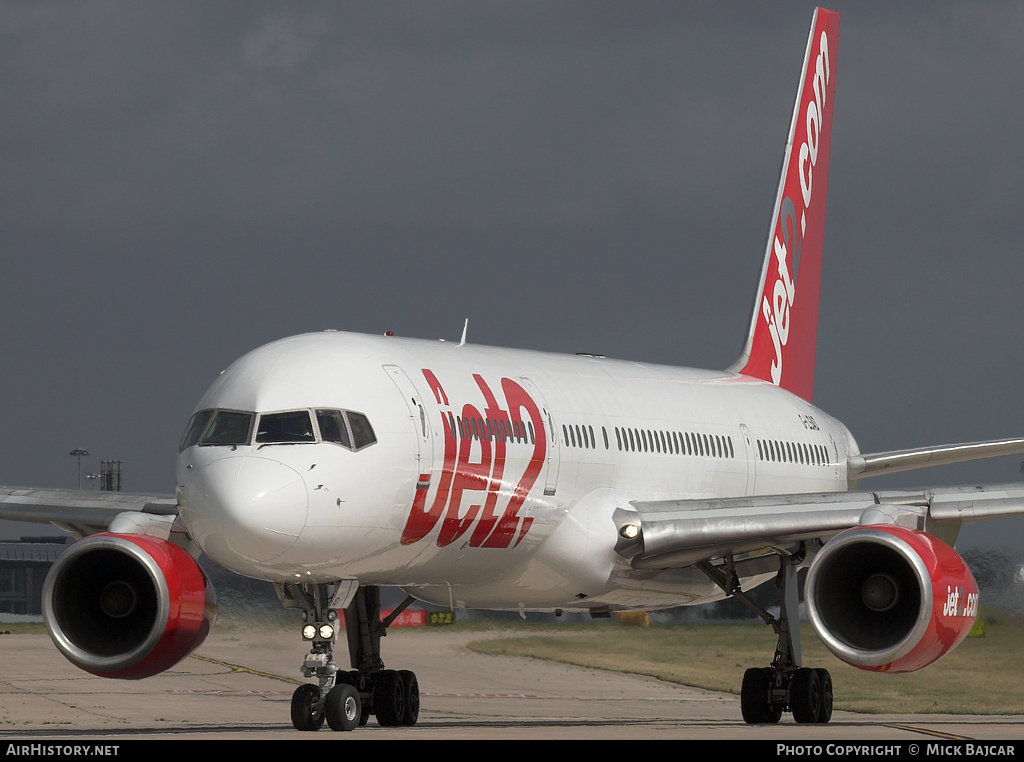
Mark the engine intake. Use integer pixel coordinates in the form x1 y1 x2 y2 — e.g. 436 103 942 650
804 525 977 673
42 533 217 679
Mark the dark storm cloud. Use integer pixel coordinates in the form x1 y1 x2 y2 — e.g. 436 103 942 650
1 1 1022 547
3 2 792 230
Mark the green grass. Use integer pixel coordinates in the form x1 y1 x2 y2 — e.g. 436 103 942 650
0 622 47 635
465 613 1024 715
7 612 1021 715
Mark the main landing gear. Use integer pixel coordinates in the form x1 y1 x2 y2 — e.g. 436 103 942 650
277 582 420 732
697 549 833 725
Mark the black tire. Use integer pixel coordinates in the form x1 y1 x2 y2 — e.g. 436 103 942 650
815 668 834 724
291 683 325 731
399 670 420 726
336 670 359 687
373 670 406 727
790 667 822 723
325 683 361 732
740 667 781 724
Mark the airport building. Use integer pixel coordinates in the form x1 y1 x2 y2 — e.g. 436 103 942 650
0 537 69 616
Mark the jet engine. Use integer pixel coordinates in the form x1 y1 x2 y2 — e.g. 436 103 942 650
804 524 978 673
42 533 217 679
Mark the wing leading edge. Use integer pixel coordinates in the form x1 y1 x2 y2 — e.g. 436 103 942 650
0 487 177 540
618 482 1024 571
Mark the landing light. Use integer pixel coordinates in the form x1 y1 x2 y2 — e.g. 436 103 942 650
301 623 336 641
619 524 640 540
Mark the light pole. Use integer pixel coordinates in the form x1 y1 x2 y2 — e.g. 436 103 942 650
69 448 90 490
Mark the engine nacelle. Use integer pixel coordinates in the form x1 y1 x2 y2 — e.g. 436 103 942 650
42 533 217 679
804 525 978 673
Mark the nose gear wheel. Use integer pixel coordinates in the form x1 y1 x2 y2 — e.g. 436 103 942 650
278 582 422 732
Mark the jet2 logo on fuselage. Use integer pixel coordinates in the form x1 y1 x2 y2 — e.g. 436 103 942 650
400 369 547 549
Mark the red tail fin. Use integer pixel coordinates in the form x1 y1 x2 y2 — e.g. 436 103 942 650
732 8 839 402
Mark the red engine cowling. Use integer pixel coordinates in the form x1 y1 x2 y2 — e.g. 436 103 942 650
42 533 217 679
804 524 978 673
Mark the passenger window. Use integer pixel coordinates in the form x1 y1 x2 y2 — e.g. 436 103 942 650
201 410 253 446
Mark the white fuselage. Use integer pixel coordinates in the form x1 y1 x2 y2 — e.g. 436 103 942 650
176 331 857 612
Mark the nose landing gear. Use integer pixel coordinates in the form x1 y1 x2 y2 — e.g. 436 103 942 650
277 582 421 732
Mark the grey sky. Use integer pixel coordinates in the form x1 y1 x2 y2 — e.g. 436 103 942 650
2 1 1022 547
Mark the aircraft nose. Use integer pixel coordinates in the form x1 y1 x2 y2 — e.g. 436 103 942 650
180 456 308 565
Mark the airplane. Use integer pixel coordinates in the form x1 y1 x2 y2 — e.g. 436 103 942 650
3 6 1024 730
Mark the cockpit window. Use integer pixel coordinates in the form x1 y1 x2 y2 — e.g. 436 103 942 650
347 411 377 449
315 409 352 448
180 409 215 451
200 410 253 445
179 407 377 451
316 409 376 451
256 411 316 444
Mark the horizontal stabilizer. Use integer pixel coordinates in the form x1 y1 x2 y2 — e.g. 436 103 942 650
848 437 1024 480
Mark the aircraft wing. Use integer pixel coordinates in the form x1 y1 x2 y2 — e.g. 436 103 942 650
619 483 1024 570
0 487 177 539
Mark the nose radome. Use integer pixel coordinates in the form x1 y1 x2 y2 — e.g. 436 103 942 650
180 456 308 566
